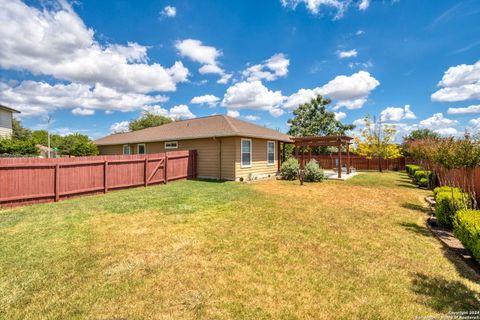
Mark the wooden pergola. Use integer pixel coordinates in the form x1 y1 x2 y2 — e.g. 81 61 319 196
291 135 353 183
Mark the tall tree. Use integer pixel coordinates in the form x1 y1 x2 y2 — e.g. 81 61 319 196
12 119 32 141
58 133 98 157
129 112 172 131
403 128 440 142
354 116 401 172
31 130 63 148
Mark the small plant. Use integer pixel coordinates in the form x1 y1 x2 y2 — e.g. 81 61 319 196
435 190 471 227
304 160 324 182
453 210 480 263
413 170 431 185
433 186 462 198
280 158 299 180
418 178 428 187
406 164 421 176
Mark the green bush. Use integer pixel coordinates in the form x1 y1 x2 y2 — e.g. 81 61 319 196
413 170 431 181
418 178 428 187
280 158 299 180
304 160 324 182
433 186 462 198
435 190 471 227
0 138 39 156
406 164 421 176
453 210 480 263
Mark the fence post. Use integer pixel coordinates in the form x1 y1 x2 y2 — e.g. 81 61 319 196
144 157 148 187
104 160 108 193
54 163 60 202
164 152 168 184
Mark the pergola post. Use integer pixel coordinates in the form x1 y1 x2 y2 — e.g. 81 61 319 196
346 143 351 174
338 143 342 179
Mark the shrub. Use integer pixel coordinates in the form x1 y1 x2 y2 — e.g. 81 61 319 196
435 190 471 227
280 158 299 180
413 169 430 181
406 164 421 176
453 210 480 263
0 138 39 156
433 186 462 198
304 160 324 182
418 178 428 187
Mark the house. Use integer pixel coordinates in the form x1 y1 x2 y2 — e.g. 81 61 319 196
94 115 292 181
0 104 20 138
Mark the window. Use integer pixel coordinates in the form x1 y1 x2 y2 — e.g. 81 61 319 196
241 139 252 168
137 144 146 154
122 144 130 155
165 141 178 149
267 141 275 165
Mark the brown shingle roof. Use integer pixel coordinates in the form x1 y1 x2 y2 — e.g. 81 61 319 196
94 115 292 145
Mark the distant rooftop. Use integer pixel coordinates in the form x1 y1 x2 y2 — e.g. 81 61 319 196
0 104 20 114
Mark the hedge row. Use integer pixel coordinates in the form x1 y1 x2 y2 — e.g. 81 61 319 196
406 164 431 188
453 210 480 263
434 187 471 227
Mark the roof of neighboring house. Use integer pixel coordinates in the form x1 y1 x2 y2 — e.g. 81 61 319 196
94 115 292 145
0 104 20 113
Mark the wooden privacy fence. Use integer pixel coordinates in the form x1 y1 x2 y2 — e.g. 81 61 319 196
0 150 197 207
303 154 408 171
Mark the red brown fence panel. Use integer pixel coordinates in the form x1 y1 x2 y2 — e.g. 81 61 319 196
295 154 408 171
0 150 197 207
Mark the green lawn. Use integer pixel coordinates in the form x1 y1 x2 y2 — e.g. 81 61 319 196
1 172 479 319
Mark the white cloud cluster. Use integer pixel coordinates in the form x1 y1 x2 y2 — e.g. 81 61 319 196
227 110 240 118
161 5 176 18
337 49 358 59
242 53 290 81
175 39 231 84
222 80 285 117
0 0 188 94
380 105 416 122
419 113 458 135
110 121 130 133
280 0 368 19
431 60 480 102
334 111 346 121
142 104 196 120
0 81 168 116
190 94 220 107
245 115 260 121
448 104 480 114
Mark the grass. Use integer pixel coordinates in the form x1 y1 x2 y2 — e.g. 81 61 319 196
1 172 479 319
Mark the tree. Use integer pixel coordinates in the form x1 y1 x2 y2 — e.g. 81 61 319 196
403 129 440 142
354 116 401 172
287 95 355 137
129 112 172 131
0 138 39 156
12 119 32 141
58 133 98 157
31 130 63 148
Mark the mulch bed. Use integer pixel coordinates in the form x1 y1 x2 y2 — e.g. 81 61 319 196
424 197 480 275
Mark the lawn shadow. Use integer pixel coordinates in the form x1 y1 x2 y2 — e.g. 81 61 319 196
411 272 480 312
399 222 432 238
401 202 431 215
192 178 230 183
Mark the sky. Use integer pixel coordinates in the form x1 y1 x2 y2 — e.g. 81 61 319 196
0 0 479 140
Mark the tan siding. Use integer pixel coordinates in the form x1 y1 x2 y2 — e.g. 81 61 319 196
220 137 236 180
235 137 278 180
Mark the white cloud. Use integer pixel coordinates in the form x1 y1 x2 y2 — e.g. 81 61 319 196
245 115 260 121
110 121 130 133
0 0 188 93
175 39 231 83
227 110 240 118
161 5 176 18
448 104 480 114
283 71 379 110
190 94 220 106
143 104 196 120
169 104 196 119
431 60 480 102
280 0 352 19
334 111 346 121
358 0 370 11
222 80 284 117
337 49 358 59
469 118 480 128
435 127 458 136
356 29 365 36
380 105 416 122
0 81 168 116
242 53 290 82
419 113 458 129
72 107 95 116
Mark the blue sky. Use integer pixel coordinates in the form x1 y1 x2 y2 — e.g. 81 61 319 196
0 0 479 140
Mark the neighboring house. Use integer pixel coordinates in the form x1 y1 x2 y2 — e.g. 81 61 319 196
94 115 292 181
0 104 20 138
37 145 60 158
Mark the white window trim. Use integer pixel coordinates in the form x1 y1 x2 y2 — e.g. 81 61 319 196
165 141 178 149
240 138 252 168
122 144 130 155
267 141 275 166
137 143 146 154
